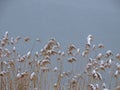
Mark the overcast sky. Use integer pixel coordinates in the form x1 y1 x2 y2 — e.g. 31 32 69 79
0 0 120 52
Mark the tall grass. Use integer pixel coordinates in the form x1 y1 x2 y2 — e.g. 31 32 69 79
0 31 120 90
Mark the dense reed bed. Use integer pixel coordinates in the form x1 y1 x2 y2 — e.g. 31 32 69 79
0 31 120 90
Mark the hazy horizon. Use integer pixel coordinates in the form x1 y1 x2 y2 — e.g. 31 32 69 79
0 0 120 52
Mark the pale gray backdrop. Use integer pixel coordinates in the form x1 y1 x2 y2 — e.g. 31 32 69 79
0 0 120 52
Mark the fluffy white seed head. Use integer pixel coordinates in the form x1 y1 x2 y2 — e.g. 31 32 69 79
15 36 21 43
96 53 103 60
71 78 77 87
96 72 103 80
10 37 14 45
17 73 22 79
53 67 58 72
40 59 50 66
13 46 16 52
87 34 93 45
116 53 120 60
106 50 113 57
76 48 80 55
35 51 39 57
93 44 96 50
116 63 120 70
102 83 106 88
82 49 89 57
68 44 76 51
98 43 104 48
30 72 36 81
95 84 99 90
4 31 8 39
53 83 57 88
24 37 30 42
27 51 31 59
0 71 8 77
88 84 95 90
114 70 119 78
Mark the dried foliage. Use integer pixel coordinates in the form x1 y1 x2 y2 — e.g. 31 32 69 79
0 32 120 90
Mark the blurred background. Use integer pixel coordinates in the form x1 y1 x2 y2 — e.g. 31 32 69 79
0 0 120 53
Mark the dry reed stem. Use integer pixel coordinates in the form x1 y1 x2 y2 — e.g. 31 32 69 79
0 32 120 90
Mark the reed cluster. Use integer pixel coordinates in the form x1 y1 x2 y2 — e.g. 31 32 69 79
0 31 120 90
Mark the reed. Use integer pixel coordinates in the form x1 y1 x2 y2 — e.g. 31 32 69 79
0 32 119 90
